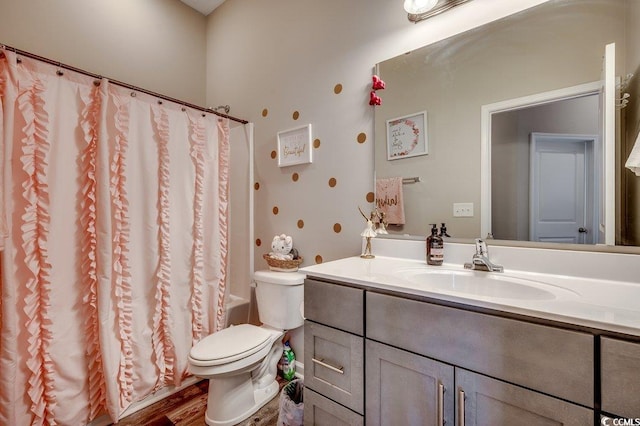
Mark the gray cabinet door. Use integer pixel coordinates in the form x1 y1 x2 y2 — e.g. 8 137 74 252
601 337 640 418
366 340 455 426
304 388 363 426
456 368 593 426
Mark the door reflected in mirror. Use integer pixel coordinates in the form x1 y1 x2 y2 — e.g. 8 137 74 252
527 132 598 244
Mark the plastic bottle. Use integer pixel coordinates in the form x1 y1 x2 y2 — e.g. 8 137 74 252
282 341 296 381
426 223 444 266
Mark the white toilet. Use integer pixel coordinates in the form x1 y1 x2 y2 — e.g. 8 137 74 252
188 270 305 426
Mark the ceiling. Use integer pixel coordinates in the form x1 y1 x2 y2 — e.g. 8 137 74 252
180 0 226 16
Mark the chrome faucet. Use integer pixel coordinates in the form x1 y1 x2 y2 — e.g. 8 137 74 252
464 238 503 272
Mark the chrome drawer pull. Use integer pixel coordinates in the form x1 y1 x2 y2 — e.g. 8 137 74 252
312 357 344 374
458 389 465 426
437 383 445 426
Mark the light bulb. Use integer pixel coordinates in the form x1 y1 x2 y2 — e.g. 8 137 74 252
403 0 438 14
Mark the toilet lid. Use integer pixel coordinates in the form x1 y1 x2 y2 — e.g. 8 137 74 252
190 324 273 364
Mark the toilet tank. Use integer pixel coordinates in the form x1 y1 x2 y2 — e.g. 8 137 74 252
253 270 305 330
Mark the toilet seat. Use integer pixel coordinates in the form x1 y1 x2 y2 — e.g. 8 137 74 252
189 324 275 366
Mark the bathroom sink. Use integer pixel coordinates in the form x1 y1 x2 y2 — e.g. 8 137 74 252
398 268 576 301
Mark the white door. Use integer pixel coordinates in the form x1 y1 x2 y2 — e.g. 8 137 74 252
530 133 596 244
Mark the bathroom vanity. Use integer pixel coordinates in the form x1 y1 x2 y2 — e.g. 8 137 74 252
301 241 640 425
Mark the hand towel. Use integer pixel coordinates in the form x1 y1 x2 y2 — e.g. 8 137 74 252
376 177 405 225
626 132 640 176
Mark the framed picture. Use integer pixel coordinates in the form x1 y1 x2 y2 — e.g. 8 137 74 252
386 111 428 160
277 124 313 167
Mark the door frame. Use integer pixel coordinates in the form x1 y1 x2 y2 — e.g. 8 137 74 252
480 80 602 240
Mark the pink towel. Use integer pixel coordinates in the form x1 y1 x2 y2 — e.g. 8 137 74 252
376 177 405 225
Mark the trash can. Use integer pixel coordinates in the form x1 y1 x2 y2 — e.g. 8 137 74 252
277 379 304 426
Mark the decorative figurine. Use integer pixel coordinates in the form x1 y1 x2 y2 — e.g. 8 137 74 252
372 75 386 90
358 207 377 259
269 234 295 260
376 210 388 234
369 90 382 106
264 234 302 272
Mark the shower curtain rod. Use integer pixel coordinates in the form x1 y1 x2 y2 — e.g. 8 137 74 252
0 43 249 125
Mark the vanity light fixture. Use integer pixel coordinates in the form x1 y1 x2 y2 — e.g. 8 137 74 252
403 0 438 14
405 0 472 23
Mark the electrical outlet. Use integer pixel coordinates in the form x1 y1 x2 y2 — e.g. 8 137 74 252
453 202 474 217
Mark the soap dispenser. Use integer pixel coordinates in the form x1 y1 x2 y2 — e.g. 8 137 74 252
426 224 444 265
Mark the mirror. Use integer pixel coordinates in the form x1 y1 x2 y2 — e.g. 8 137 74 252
374 0 640 250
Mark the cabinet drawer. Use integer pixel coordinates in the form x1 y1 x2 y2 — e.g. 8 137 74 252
304 278 363 335
304 388 363 426
366 292 594 407
304 321 364 414
601 337 640 418
457 368 593 425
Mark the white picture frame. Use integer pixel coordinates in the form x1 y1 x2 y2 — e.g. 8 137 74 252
386 111 428 160
277 124 313 167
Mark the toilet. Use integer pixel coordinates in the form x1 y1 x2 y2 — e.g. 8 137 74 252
188 270 305 426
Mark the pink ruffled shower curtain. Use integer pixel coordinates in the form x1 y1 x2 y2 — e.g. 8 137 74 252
0 49 230 425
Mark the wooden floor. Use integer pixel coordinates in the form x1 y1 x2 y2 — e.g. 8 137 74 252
115 379 285 426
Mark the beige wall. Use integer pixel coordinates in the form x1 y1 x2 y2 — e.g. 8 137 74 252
205 0 549 271
0 0 207 105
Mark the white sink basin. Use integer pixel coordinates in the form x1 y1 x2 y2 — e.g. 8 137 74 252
398 268 578 301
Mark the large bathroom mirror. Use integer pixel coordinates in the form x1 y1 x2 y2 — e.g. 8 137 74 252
374 0 640 251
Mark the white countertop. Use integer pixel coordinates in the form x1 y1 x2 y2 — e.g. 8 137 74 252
301 255 640 337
